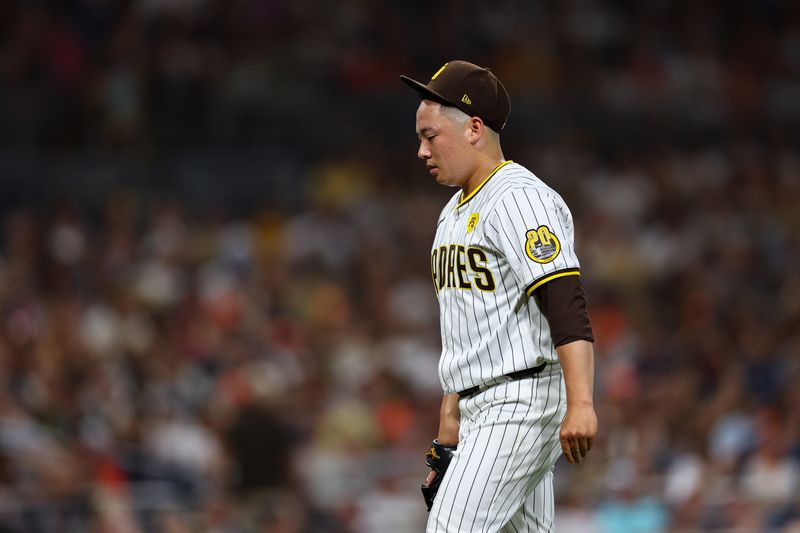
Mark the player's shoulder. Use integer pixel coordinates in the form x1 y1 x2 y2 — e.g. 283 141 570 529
487 162 568 212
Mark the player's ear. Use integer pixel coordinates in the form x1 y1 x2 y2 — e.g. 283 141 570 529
467 117 484 145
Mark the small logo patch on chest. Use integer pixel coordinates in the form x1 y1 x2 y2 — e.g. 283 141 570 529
466 213 480 233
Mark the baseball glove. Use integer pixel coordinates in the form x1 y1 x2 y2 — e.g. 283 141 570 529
420 439 457 511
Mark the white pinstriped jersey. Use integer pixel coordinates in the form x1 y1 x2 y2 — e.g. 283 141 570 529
431 161 581 394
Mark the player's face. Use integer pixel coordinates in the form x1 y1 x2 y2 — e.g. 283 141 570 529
415 100 473 188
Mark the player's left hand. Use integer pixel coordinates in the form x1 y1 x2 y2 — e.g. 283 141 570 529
559 403 597 465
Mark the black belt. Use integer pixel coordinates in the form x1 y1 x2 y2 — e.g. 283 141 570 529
457 361 549 398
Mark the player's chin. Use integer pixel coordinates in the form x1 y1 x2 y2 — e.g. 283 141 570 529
433 172 454 186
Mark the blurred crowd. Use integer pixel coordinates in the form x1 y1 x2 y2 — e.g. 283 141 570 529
1 0 800 531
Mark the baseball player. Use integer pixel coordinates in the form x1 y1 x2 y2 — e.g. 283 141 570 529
400 61 597 532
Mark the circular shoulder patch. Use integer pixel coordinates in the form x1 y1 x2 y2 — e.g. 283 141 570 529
525 226 561 263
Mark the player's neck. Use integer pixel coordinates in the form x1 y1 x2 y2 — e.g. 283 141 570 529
462 155 507 198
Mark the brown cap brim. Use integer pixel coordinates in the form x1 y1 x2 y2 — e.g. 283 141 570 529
399 75 455 108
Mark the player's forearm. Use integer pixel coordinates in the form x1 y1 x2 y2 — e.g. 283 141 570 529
437 393 461 445
555 340 594 407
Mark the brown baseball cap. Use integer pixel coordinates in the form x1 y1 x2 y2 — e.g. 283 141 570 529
400 60 511 132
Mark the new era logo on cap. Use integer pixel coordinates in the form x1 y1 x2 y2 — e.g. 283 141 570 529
400 60 511 132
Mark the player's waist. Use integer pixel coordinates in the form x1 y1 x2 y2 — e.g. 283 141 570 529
456 361 559 399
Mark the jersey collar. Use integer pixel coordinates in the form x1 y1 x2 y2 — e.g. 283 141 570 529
455 160 513 209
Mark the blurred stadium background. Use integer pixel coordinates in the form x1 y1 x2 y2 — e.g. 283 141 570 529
0 0 799 531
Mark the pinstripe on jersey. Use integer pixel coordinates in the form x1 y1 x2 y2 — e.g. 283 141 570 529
430 161 581 394
426 367 566 532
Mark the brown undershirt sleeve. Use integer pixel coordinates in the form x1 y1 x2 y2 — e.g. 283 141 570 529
532 274 594 347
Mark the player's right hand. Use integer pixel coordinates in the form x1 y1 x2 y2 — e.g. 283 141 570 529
425 470 438 485
421 439 457 511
